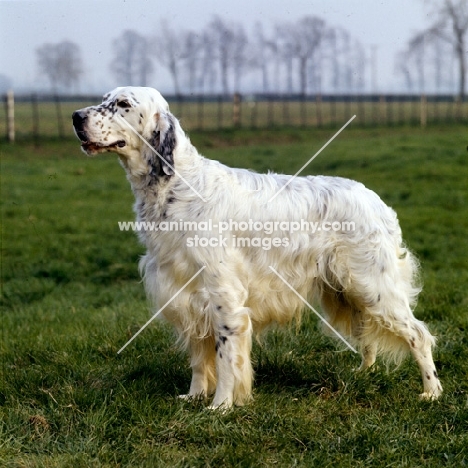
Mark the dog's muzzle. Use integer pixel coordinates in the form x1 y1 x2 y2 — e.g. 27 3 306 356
72 110 88 142
72 109 126 152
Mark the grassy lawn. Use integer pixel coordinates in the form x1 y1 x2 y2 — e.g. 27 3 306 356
1 125 468 467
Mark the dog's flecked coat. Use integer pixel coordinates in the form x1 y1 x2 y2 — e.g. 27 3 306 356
73 87 442 409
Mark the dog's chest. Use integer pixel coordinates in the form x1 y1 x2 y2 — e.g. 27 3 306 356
133 194 166 246
136 198 159 223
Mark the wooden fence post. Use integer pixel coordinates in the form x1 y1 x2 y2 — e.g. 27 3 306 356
454 96 462 122
267 95 274 127
250 99 258 128
300 93 307 127
358 95 366 126
217 95 223 130
31 94 40 147
54 94 65 138
197 95 204 130
379 95 386 125
282 97 290 127
6 90 15 142
233 93 241 127
316 94 322 128
420 94 427 128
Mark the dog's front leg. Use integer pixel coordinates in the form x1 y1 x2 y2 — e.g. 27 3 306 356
209 307 253 410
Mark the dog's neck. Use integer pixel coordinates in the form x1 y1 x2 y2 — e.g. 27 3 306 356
120 153 173 204
121 137 202 206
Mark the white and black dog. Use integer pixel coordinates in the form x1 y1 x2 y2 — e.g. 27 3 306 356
73 87 442 409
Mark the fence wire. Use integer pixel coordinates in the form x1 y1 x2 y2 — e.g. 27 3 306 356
2 93 467 142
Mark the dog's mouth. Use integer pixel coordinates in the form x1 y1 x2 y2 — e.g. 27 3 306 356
81 140 126 153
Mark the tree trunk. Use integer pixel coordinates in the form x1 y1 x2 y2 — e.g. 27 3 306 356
299 57 307 95
170 62 180 96
286 56 293 93
261 63 269 93
455 35 466 99
221 62 229 95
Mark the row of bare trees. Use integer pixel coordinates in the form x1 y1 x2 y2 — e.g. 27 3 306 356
34 2 468 97
396 0 468 99
108 16 366 95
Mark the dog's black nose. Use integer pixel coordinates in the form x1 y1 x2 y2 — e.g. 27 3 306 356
72 110 87 129
72 110 89 141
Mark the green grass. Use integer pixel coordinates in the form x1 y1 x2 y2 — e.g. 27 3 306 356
1 126 468 467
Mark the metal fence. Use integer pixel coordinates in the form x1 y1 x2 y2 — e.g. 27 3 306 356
2 92 468 143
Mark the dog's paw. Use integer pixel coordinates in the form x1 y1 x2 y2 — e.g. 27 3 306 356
419 389 442 401
420 380 443 400
206 399 233 413
178 394 206 403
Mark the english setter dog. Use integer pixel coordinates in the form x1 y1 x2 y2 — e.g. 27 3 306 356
73 87 442 409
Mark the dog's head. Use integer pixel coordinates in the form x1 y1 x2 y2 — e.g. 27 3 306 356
72 86 176 177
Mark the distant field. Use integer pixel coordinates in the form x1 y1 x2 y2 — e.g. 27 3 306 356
2 96 468 140
1 126 467 466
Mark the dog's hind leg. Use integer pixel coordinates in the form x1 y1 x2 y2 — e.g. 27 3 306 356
357 343 378 371
402 317 443 400
322 241 442 399
368 298 442 399
320 287 377 371
341 289 442 398
342 263 442 399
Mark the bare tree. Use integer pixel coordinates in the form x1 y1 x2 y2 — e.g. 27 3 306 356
310 26 366 93
400 0 468 97
275 27 294 93
277 16 327 95
281 41 295 93
328 28 343 92
232 25 249 93
110 30 153 86
424 31 455 92
206 16 249 94
181 31 200 93
197 30 218 93
251 23 280 93
208 17 231 94
208 17 230 93
397 32 433 92
398 24 460 94
251 23 270 92
36 40 83 92
409 32 427 92
395 51 414 92
349 39 367 92
431 0 468 98
153 25 184 95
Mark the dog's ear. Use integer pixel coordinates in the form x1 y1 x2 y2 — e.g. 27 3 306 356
145 111 176 179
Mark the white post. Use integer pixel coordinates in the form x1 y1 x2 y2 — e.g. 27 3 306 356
6 90 15 143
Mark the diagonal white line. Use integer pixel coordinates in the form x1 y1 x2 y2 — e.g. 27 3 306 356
268 114 356 203
117 265 206 354
268 266 358 353
117 116 207 203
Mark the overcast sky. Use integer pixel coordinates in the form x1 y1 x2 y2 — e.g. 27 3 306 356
0 0 431 93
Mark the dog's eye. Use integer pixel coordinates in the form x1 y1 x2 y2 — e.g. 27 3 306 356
116 100 131 109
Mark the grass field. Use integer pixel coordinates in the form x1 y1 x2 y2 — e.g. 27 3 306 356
1 125 468 467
